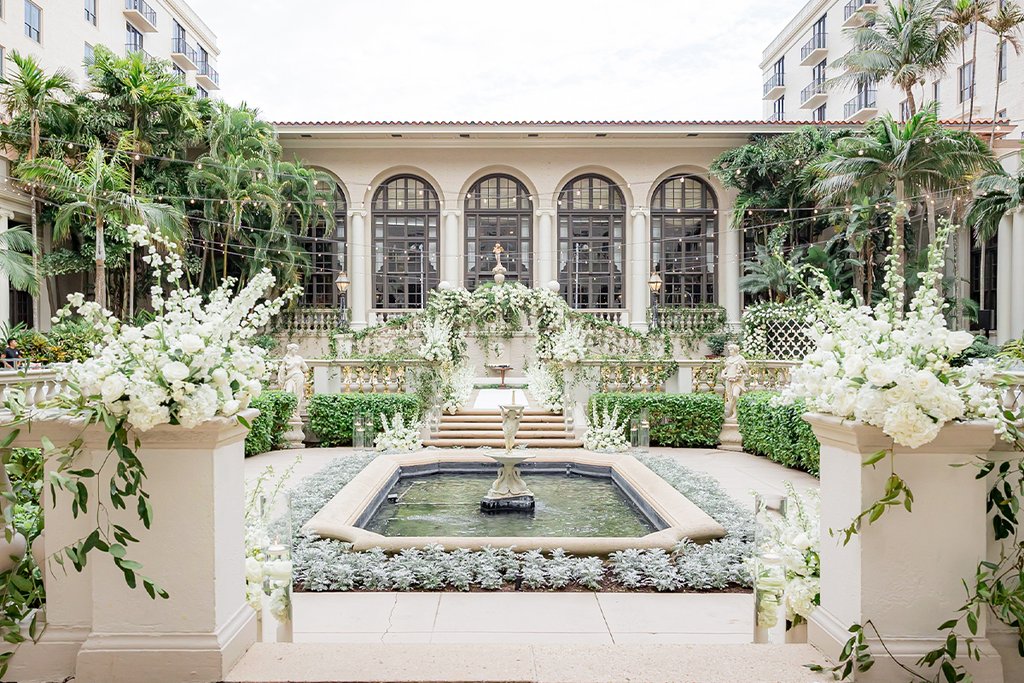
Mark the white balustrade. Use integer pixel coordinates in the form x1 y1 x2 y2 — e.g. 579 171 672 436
0 367 67 406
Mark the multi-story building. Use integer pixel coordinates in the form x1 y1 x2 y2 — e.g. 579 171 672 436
760 0 1022 127
0 0 220 328
761 0 1024 344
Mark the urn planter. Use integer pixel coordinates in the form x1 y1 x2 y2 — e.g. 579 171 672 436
803 413 1004 683
4 410 257 683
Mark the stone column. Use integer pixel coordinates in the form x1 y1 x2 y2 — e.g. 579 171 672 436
628 208 650 331
441 209 461 287
805 414 1003 683
1012 210 1024 340
0 209 12 328
348 209 369 330
73 414 258 683
535 209 555 287
721 211 741 327
995 214 1013 344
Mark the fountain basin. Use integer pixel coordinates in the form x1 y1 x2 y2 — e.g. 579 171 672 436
303 450 727 556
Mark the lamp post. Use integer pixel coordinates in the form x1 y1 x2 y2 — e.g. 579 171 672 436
647 271 663 330
334 271 350 329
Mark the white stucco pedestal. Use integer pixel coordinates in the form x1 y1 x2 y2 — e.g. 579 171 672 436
718 418 743 452
74 413 257 683
804 413 1004 683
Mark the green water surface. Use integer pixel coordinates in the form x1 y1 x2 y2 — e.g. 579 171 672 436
363 473 656 537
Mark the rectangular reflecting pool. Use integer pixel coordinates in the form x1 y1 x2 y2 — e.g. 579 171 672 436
363 472 657 538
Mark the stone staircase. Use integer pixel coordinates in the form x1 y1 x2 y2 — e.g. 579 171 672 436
424 409 583 448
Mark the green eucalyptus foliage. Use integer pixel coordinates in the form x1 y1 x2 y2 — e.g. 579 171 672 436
735 391 820 476
587 393 724 448
245 391 298 457
308 394 421 447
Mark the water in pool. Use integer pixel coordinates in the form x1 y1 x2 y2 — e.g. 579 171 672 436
363 472 657 537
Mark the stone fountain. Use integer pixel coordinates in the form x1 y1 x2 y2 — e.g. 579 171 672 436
480 393 535 512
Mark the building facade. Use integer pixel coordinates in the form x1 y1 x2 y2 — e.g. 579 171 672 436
0 0 219 328
760 0 1023 127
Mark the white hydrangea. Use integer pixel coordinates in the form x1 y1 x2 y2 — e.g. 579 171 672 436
781 215 1005 449
524 363 563 412
583 403 629 453
374 412 422 453
548 321 588 365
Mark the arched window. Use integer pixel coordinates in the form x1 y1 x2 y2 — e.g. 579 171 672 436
650 175 718 305
372 175 440 309
300 184 346 307
556 174 625 309
464 174 533 289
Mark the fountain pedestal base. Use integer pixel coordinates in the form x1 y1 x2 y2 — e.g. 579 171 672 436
480 495 535 512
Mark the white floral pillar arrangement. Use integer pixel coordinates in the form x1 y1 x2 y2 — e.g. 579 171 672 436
783 215 1008 682
3 225 298 683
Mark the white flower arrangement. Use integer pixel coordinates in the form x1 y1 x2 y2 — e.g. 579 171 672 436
54 224 297 432
244 461 300 624
374 412 422 453
440 363 475 415
781 214 1004 449
548 321 588 365
524 363 563 412
583 403 629 453
752 484 820 628
418 318 455 364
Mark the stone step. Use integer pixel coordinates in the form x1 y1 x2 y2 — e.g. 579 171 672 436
226 642 831 683
423 437 584 448
454 409 559 416
442 413 564 423
438 421 565 431
431 430 571 439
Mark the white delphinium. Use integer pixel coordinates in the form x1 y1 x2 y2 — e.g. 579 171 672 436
440 363 475 414
524 363 563 412
751 483 820 627
56 224 298 432
243 462 299 617
548 321 588 365
418 318 454 364
583 403 629 453
375 412 422 452
781 214 1005 448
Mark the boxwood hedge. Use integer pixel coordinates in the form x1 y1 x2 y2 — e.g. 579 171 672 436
587 392 724 448
308 393 421 447
736 390 819 476
245 390 299 457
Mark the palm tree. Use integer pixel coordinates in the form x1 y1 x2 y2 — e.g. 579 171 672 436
947 0 977 122
966 169 1023 242
985 2 1024 138
739 243 807 302
0 227 41 295
15 135 184 308
812 106 998 284
87 46 200 314
965 0 994 131
831 0 960 117
0 51 75 323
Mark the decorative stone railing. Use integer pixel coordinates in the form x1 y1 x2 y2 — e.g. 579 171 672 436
574 309 628 325
304 358 424 400
582 360 675 393
369 309 420 325
677 359 801 394
649 305 726 335
0 367 66 406
271 307 347 334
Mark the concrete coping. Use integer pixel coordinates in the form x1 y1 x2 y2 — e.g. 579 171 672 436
303 449 727 556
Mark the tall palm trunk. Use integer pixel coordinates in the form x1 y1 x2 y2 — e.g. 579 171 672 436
29 114 41 328
991 38 1005 140
967 20 981 131
904 86 918 117
94 213 106 308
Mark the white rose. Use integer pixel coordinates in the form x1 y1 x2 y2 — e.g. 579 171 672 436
211 368 229 385
161 361 191 384
100 373 128 404
791 532 812 551
222 399 240 416
947 331 975 355
245 556 263 583
178 334 205 354
264 559 293 582
864 363 894 387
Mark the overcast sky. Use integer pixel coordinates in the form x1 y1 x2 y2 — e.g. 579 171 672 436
186 0 807 123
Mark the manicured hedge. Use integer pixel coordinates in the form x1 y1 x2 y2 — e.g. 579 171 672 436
588 392 724 448
246 390 299 457
736 390 820 476
308 393 421 447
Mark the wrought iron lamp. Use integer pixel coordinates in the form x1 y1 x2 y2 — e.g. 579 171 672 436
647 271 663 330
335 271 351 328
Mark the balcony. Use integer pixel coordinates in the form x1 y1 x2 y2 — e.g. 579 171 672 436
125 44 155 62
763 73 786 99
196 63 220 89
800 32 828 66
844 89 878 120
800 80 828 109
171 37 199 70
123 0 158 32
843 0 878 26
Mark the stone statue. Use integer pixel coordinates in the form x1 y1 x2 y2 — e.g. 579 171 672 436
491 243 507 285
277 343 308 410
721 343 749 419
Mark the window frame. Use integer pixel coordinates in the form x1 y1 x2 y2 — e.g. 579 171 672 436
84 42 94 66
371 175 441 310
24 1 41 43
556 174 626 310
299 185 348 308
126 21 144 53
813 103 827 122
998 40 1008 82
84 0 96 25
650 174 719 307
959 61 974 103
464 173 534 290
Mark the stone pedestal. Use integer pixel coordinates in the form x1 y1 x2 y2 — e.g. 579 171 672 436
804 414 1003 682
6 411 257 683
719 418 743 451
282 416 306 449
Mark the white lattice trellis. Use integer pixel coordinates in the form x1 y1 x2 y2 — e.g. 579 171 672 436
741 302 817 360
